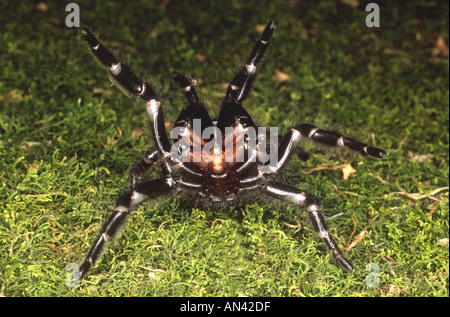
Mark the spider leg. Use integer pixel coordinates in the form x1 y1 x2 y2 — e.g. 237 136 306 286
82 28 171 155
294 123 388 158
79 178 173 280
257 128 301 176
234 128 301 185
266 182 356 273
128 148 160 188
253 124 386 179
225 21 276 104
234 128 302 187
171 71 213 132
172 71 200 106
217 21 275 133
82 28 159 102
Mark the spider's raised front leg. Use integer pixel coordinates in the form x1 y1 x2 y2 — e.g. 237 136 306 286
294 123 388 158
266 182 356 273
82 28 172 156
82 28 159 102
218 21 276 132
79 178 173 280
225 20 276 104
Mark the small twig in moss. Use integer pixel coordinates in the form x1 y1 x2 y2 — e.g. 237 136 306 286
345 229 368 252
385 186 448 201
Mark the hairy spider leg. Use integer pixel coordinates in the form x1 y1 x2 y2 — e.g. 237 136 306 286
171 71 213 135
295 123 388 158
172 71 200 105
128 148 160 188
226 20 276 104
82 28 171 155
82 28 158 102
218 21 276 133
258 129 302 175
266 183 356 273
236 129 302 190
79 178 173 280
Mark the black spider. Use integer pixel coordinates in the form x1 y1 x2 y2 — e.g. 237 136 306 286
78 21 388 280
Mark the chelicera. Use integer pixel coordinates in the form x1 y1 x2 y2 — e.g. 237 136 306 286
78 21 387 280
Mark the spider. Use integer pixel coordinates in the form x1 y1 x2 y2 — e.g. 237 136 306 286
78 21 387 280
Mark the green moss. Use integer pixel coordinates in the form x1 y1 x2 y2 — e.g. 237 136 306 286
0 0 448 297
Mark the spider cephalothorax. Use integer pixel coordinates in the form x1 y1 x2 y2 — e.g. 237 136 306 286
78 21 387 280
